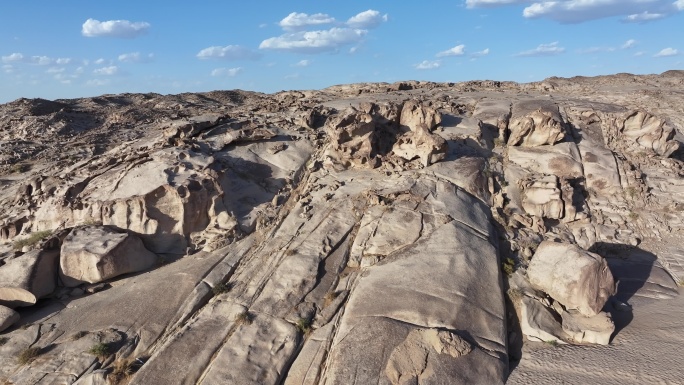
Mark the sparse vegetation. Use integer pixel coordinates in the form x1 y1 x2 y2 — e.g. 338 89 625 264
72 331 88 340
110 359 136 383
18 347 41 365
9 163 30 174
296 317 313 335
507 288 523 303
235 311 253 326
285 248 298 256
544 340 559 347
629 211 639 220
212 282 231 296
323 291 339 308
12 230 53 251
625 186 638 199
0 337 8 346
493 137 505 147
88 342 110 358
677 279 684 287
502 257 516 277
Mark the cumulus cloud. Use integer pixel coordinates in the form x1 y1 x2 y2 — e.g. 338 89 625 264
197 45 262 60
623 11 666 23
471 48 490 57
515 42 565 57
211 67 243 77
436 44 466 57
118 52 154 63
415 60 441 70
30 56 53 65
622 39 637 49
468 0 683 23
260 27 367 53
1 53 24 63
94 58 107 65
93 65 119 75
295 59 310 67
346 10 388 29
279 12 335 31
82 18 150 38
654 47 679 57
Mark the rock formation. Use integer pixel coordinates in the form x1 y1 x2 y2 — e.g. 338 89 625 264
0 72 683 384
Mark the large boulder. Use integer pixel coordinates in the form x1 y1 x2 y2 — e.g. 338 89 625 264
508 100 566 146
59 226 158 287
527 242 616 316
0 305 20 332
0 249 59 308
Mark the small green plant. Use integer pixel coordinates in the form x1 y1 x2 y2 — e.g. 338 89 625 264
285 248 297 256
0 337 8 346
677 279 684 287
212 282 231 296
502 257 516 277
9 163 30 174
88 342 110 358
235 311 253 326
18 347 41 365
628 211 639 220
323 291 338 308
295 317 312 335
72 331 88 341
544 340 559 347
12 230 53 251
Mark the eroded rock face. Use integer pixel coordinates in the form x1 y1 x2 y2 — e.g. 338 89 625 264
618 111 680 157
561 310 615 345
508 100 566 146
59 226 157 287
527 242 616 316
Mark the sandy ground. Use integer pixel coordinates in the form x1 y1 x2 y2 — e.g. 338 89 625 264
508 279 683 384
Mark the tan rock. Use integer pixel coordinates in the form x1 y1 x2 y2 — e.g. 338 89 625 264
528 242 616 316
0 305 19 332
60 226 157 287
0 249 59 308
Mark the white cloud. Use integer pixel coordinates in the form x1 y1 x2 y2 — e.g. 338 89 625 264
82 18 150 38
46 67 65 74
577 46 616 54
471 48 490 57
211 67 243 77
93 65 119 75
634 51 646 57
118 52 154 63
94 58 107 65
1 53 24 63
295 59 311 67
466 0 528 7
623 11 666 22
436 44 466 57
86 79 111 86
415 60 441 70
197 45 261 60
654 47 679 57
346 10 388 29
622 39 637 49
515 41 565 57
279 12 335 31
31 56 52 65
469 0 683 23
260 27 367 53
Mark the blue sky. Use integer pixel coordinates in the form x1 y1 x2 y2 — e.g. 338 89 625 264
1 0 682 103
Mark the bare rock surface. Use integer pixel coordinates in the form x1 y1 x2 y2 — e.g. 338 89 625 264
0 73 683 384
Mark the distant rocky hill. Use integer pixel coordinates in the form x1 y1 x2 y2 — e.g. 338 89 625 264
0 72 682 384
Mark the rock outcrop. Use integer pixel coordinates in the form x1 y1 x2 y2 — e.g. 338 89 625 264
0 249 59 307
59 226 157 287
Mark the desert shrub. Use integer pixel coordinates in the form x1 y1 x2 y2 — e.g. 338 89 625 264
212 282 231 296
110 359 136 382
323 291 338 308
235 311 253 326
502 257 516 277
18 347 41 365
12 230 52 251
296 317 312 335
88 342 110 358
0 337 8 346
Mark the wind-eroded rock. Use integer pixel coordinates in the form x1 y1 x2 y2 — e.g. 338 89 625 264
527 242 616 317
59 226 157 287
508 100 566 146
0 249 59 307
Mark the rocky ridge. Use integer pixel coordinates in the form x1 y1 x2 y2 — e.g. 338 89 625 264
0 72 682 384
